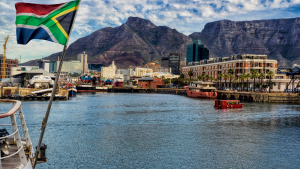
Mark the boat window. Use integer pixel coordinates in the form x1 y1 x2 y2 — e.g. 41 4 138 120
34 77 39 79
44 77 50 79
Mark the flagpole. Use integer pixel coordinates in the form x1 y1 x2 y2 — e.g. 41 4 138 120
33 0 82 168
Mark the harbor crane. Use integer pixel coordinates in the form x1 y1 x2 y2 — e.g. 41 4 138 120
2 36 9 79
145 60 161 73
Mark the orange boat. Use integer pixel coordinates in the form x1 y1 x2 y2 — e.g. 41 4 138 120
214 100 244 109
184 81 217 99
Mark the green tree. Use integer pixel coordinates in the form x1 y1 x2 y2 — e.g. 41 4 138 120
197 75 202 81
228 69 234 89
239 73 246 91
258 73 265 92
179 73 184 79
218 73 223 89
251 69 259 92
233 77 238 90
224 74 229 89
245 73 251 92
205 74 210 81
188 70 193 80
267 71 275 93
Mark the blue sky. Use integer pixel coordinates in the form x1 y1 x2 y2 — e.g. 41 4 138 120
1 0 300 63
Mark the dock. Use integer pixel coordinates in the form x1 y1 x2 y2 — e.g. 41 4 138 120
108 87 187 96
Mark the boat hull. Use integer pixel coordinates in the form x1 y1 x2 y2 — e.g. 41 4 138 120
68 89 77 97
184 86 217 99
77 86 108 92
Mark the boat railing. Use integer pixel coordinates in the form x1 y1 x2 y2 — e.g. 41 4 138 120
0 99 34 168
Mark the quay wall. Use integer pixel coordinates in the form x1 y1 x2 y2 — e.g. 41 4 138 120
109 87 187 96
217 91 300 103
0 87 68 100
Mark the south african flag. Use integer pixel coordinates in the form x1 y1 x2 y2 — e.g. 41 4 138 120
15 0 80 45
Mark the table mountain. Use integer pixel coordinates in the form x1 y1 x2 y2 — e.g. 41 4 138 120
23 17 192 69
190 18 300 66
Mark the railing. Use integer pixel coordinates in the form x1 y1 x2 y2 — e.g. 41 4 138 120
0 99 34 168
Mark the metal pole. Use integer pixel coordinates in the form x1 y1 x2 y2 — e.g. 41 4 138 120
33 0 82 168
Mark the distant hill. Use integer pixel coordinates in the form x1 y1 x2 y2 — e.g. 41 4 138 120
23 17 300 67
190 18 300 66
22 17 192 68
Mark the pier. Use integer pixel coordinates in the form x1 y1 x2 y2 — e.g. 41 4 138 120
0 87 69 101
217 91 300 103
109 87 187 96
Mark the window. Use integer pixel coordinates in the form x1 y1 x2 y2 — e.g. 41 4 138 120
248 62 250 66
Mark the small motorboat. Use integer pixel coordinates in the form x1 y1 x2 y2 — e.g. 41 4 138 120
214 100 244 109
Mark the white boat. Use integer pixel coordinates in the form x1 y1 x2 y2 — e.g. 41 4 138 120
0 99 47 168
95 86 108 90
28 75 54 85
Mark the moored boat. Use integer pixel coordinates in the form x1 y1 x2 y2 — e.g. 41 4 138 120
214 100 244 109
66 84 77 97
184 81 217 99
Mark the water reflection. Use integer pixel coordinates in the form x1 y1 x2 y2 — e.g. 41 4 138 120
13 93 300 168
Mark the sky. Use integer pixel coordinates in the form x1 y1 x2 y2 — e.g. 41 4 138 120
1 0 300 63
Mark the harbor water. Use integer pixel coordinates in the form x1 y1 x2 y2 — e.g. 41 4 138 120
2 93 300 168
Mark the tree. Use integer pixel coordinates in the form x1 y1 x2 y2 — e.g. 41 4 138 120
224 74 229 89
239 73 246 91
258 73 265 92
267 71 275 93
218 73 223 89
228 69 234 89
205 74 210 81
188 70 193 80
179 73 184 79
201 73 205 81
251 69 259 92
233 77 238 90
197 75 202 81
245 73 251 92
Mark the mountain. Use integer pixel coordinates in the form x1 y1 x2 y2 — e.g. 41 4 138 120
23 17 300 68
190 18 300 66
22 17 192 68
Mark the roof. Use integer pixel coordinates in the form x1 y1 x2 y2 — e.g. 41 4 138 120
138 77 154 81
13 69 56 78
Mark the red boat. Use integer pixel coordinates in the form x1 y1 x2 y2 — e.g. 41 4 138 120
184 81 217 99
214 100 244 109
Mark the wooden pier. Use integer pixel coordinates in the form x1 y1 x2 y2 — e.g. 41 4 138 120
0 95 67 101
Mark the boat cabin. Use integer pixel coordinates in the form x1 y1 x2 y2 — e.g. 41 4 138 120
214 100 244 109
189 81 216 92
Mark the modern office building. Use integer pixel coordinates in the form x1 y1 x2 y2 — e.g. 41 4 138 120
169 53 181 75
161 57 169 68
186 40 209 65
88 64 104 72
0 55 18 79
182 54 293 91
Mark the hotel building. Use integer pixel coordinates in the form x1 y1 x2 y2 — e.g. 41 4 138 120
182 54 292 91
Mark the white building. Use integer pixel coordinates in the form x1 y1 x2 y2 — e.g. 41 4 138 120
134 68 153 77
77 52 88 74
101 61 116 79
11 66 39 76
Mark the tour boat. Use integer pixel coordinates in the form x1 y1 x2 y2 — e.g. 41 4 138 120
0 99 47 168
184 81 217 99
214 100 244 109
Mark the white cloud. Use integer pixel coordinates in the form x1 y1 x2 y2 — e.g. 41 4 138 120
1 0 300 63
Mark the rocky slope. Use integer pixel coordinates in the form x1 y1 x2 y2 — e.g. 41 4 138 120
190 18 300 66
23 17 192 69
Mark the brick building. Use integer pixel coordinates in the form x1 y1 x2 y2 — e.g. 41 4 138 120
0 55 18 79
182 54 292 91
138 77 165 88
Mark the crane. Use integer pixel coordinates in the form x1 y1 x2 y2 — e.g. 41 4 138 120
145 60 161 73
2 36 9 79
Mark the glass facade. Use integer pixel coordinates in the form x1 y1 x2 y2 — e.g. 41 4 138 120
89 64 104 72
186 40 209 65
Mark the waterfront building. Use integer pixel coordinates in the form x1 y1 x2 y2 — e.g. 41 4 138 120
182 54 292 91
169 53 181 75
101 61 116 79
0 55 18 79
138 77 165 88
116 69 130 82
157 67 171 72
145 72 178 79
11 66 39 76
161 57 169 68
89 64 104 72
134 67 153 77
180 58 186 73
186 40 209 65
77 52 88 74
38 59 50 72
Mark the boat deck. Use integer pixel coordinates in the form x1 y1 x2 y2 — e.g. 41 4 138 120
1 144 24 169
